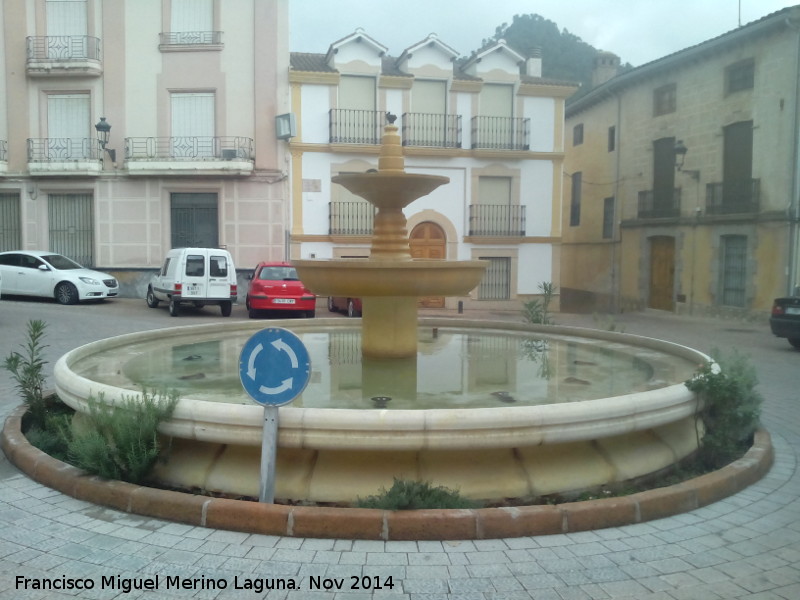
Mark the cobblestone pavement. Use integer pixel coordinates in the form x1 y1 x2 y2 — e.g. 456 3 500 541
1 297 798 599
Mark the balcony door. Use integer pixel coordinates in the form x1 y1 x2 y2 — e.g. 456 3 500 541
170 0 213 43
409 79 448 146
477 83 514 148
652 137 677 214
337 76 378 143
46 0 87 58
723 121 754 209
171 93 215 158
47 94 91 159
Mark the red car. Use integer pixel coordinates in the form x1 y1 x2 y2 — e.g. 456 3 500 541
245 262 316 318
327 296 362 317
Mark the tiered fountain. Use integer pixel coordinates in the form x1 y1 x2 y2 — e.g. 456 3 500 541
53 119 708 505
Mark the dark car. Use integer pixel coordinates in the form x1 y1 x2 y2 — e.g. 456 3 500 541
245 262 316 319
770 295 800 349
327 296 362 317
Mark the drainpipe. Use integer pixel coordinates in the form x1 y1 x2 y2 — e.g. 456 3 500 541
787 15 800 295
611 90 622 312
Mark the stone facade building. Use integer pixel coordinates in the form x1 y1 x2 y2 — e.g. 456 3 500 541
563 6 800 318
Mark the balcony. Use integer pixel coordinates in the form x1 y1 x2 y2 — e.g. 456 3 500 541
401 113 461 148
468 204 526 237
26 36 102 77
637 189 681 219
124 136 254 175
27 138 103 176
329 109 384 145
705 180 760 215
471 116 530 150
329 201 374 235
159 31 223 51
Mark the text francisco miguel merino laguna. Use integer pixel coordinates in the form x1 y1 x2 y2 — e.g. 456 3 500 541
16 574 396 594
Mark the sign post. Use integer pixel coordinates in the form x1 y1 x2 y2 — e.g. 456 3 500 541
239 328 311 503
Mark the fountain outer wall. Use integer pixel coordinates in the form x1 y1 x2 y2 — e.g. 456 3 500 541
53 318 710 504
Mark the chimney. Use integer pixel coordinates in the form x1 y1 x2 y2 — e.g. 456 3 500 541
592 51 620 87
526 46 542 77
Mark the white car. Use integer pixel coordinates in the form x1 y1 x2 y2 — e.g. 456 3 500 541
0 250 119 304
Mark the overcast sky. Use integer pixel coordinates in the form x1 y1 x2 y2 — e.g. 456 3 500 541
289 0 798 67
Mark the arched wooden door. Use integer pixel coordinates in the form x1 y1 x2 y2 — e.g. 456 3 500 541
410 221 446 308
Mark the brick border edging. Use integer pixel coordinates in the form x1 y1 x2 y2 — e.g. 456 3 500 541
2 406 774 540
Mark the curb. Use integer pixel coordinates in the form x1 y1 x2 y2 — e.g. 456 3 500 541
2 406 774 540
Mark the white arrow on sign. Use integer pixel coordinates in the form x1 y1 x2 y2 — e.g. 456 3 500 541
247 343 263 380
271 339 298 368
259 378 293 395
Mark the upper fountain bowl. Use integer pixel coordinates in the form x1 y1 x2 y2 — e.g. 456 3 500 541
332 172 449 211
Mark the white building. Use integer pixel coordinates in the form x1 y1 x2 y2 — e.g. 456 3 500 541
288 30 576 310
0 0 290 296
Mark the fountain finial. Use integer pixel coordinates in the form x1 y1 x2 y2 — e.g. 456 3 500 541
378 114 404 173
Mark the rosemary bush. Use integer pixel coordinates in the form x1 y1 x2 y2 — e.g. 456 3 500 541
65 390 178 484
357 478 479 510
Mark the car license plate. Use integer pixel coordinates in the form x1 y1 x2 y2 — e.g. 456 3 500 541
273 298 295 304
787 306 800 315
184 284 201 297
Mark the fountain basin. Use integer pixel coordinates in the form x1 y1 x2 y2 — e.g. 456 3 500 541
54 319 708 503
292 259 488 297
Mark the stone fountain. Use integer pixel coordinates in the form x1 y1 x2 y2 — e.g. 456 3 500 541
53 118 709 505
293 115 487 359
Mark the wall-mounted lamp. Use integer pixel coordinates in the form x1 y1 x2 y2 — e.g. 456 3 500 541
674 139 700 180
275 113 296 140
94 117 116 163
674 139 688 170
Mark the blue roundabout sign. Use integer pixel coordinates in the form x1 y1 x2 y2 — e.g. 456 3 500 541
239 328 311 407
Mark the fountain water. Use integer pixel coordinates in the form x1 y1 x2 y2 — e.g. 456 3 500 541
53 119 709 504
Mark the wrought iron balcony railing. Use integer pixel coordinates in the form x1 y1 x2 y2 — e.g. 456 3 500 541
329 201 375 235
329 109 384 145
705 180 761 215
637 188 681 218
26 36 101 62
0 140 7 161
471 116 530 150
401 113 461 148
159 31 223 46
27 138 102 162
124 136 254 161
468 204 526 236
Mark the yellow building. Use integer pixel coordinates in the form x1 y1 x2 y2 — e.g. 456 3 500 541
563 6 800 318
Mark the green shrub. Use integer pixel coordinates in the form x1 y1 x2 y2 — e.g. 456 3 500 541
4 320 49 429
522 282 557 325
64 390 178 484
685 351 762 469
356 478 479 510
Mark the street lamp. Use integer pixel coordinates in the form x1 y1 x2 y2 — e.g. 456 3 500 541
94 117 116 163
674 139 699 180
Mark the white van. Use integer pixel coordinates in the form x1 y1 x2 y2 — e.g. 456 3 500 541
146 248 237 317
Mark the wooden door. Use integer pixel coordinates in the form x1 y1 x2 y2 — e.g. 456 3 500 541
648 236 675 311
410 222 446 308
